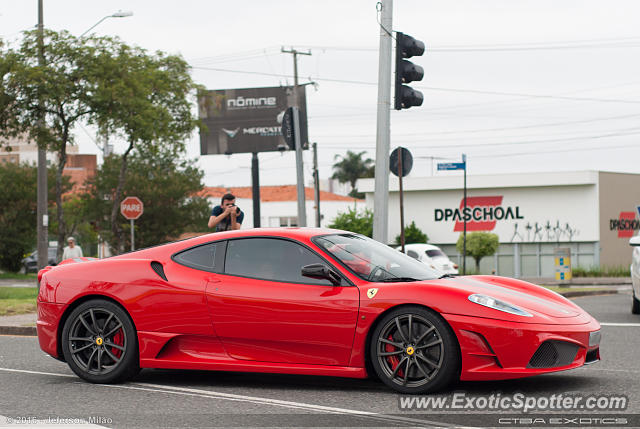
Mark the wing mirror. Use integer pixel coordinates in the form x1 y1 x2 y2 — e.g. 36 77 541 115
630 236 640 247
301 263 341 286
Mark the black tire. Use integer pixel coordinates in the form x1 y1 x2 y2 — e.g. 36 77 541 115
369 306 460 394
61 299 139 383
632 291 640 315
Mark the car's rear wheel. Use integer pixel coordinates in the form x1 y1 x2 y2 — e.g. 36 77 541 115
61 299 139 383
632 290 640 315
370 306 460 394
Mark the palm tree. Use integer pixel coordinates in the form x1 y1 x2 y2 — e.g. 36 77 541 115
331 151 375 198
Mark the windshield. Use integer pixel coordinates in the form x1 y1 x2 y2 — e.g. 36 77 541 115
313 233 441 282
426 249 447 258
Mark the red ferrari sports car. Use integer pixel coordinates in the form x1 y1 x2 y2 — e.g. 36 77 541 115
36 228 601 394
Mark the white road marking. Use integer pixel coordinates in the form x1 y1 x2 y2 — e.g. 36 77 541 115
0 367 75 378
600 322 640 327
0 366 467 428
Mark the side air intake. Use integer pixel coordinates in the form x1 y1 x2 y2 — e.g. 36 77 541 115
151 261 168 281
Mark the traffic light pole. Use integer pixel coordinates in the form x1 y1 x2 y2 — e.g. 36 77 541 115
313 142 321 227
281 48 311 227
372 0 393 245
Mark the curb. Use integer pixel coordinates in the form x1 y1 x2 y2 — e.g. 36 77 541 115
0 326 36 336
559 289 620 298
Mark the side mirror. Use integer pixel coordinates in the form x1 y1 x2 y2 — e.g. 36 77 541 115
630 236 640 247
301 263 341 286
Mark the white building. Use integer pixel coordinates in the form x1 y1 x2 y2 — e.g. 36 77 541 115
359 171 640 277
201 185 363 229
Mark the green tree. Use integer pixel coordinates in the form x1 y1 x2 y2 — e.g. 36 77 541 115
0 30 200 256
331 151 374 198
456 232 500 273
84 147 209 253
0 30 99 260
395 221 428 245
0 163 69 271
84 39 200 253
328 208 374 238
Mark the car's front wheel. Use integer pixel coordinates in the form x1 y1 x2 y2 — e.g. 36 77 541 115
632 290 640 315
369 306 460 394
61 299 139 383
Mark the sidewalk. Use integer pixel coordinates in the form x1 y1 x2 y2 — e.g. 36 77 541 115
521 277 632 286
0 312 37 336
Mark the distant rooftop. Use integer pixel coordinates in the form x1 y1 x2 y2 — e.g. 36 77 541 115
200 185 361 202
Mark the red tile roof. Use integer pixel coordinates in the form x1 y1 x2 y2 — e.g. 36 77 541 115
200 185 361 202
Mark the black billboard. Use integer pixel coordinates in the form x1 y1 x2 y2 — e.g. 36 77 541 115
198 86 308 155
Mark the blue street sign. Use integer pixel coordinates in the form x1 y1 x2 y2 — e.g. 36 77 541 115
437 162 466 171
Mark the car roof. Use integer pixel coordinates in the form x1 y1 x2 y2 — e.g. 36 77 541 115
403 243 443 251
110 227 349 260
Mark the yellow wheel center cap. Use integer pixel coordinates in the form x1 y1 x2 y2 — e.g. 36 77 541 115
95 337 103 346
406 346 415 355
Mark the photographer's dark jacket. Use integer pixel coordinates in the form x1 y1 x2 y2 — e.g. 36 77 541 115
211 205 244 232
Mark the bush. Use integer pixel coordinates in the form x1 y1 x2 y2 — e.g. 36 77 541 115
328 208 373 237
456 232 499 272
395 221 428 245
572 265 630 278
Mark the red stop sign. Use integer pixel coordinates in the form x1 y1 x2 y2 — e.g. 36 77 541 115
120 196 144 220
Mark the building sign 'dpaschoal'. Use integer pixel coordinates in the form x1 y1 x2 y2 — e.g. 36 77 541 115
434 196 524 232
610 211 640 238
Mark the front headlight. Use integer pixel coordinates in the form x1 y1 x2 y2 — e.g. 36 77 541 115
468 294 533 317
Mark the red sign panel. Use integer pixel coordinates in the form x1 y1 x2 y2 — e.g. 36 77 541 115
120 196 144 220
454 196 503 232
617 211 637 238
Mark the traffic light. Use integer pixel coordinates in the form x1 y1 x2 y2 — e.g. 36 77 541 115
394 32 425 110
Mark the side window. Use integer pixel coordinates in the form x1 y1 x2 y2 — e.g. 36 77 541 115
173 242 222 272
225 238 334 285
407 250 419 260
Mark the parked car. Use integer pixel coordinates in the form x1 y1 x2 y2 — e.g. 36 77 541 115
37 228 601 394
630 235 640 314
22 248 57 273
397 243 459 275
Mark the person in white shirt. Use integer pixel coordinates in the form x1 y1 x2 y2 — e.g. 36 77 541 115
62 237 83 260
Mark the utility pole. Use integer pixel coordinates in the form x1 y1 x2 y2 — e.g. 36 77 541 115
36 0 48 272
281 47 311 227
312 142 321 227
372 0 393 244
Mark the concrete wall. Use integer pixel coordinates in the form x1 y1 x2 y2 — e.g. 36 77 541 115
598 172 640 267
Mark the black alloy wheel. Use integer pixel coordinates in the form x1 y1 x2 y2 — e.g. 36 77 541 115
61 299 139 383
370 306 460 394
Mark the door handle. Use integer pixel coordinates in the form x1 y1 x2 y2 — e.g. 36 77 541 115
207 275 221 283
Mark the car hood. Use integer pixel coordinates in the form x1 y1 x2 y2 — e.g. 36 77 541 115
445 276 580 318
384 275 589 323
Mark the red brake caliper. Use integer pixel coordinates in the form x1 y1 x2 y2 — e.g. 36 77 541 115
386 334 404 377
111 330 123 358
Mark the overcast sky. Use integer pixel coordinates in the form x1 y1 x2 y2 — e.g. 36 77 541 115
2 1 640 188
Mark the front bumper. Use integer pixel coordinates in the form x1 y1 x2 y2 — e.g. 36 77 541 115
443 313 601 381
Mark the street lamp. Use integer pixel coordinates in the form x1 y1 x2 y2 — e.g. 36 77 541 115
80 10 133 37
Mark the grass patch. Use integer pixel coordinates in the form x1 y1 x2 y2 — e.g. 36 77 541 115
0 287 38 316
572 265 630 277
0 272 37 280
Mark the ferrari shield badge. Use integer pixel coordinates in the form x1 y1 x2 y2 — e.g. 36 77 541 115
367 288 378 299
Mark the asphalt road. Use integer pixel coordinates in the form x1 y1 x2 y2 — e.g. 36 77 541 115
0 292 638 428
